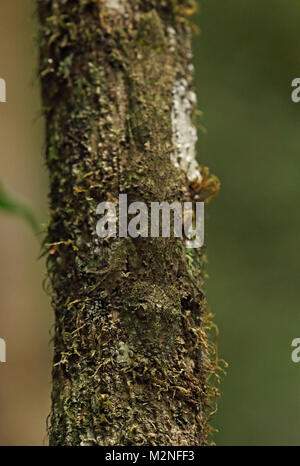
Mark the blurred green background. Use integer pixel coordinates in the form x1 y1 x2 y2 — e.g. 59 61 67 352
0 0 300 445
194 0 300 445
0 0 50 446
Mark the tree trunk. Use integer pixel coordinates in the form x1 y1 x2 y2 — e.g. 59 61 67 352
38 0 220 446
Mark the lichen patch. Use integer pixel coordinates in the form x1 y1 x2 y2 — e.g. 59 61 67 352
104 0 125 14
171 78 202 184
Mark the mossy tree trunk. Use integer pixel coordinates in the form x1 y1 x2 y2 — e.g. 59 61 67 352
38 0 220 446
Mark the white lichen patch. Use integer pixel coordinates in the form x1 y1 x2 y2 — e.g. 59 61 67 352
167 26 177 53
105 0 125 13
171 78 202 184
116 342 133 364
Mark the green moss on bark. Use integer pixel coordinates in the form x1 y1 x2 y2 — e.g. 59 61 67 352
38 0 223 446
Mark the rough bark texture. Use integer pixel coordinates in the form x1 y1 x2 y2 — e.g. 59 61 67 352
38 0 221 446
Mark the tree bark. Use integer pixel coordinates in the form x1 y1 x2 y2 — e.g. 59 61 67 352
38 0 220 446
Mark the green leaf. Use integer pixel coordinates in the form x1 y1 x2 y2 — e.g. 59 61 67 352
0 182 39 234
